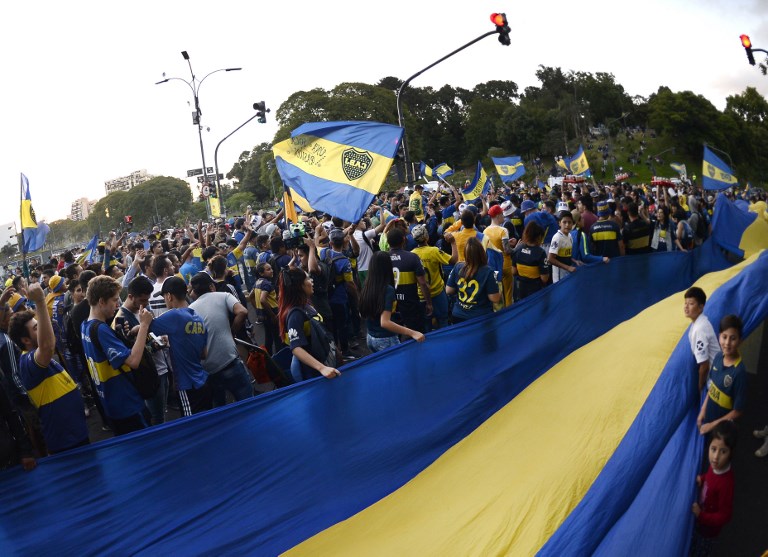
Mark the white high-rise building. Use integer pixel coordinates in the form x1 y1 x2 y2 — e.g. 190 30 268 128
104 169 154 195
69 197 97 221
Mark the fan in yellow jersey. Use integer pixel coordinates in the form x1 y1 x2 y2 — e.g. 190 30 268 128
444 209 491 263
484 204 516 306
411 225 458 330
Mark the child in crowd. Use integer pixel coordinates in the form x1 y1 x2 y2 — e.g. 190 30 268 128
696 314 747 436
548 211 576 283
690 420 736 556
685 287 721 392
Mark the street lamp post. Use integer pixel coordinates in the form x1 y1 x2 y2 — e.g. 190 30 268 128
155 51 241 220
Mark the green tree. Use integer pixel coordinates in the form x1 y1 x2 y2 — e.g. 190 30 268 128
647 87 725 158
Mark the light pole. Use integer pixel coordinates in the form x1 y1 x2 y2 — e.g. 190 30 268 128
397 13 511 185
156 51 241 220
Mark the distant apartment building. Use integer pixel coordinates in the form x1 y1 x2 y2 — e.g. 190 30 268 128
104 169 154 195
0 222 18 251
69 197 97 221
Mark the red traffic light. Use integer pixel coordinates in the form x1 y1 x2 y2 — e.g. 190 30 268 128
740 34 752 48
490 13 507 27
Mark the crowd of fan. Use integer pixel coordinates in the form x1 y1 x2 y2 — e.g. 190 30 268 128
0 177 765 473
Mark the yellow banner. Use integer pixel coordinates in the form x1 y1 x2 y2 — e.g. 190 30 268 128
210 197 221 218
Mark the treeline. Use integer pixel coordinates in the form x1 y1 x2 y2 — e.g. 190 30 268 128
46 177 202 249
228 66 768 202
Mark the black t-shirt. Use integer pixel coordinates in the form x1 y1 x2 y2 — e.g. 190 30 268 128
623 219 652 255
590 219 622 258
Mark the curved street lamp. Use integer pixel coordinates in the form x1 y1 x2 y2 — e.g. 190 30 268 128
155 51 241 219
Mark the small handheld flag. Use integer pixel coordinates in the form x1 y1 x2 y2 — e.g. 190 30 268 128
462 162 491 201
492 156 526 183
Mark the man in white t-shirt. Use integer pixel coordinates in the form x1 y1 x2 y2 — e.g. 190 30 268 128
684 286 720 391
353 214 386 286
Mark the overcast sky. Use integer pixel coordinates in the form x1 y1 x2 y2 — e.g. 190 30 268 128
2 0 766 228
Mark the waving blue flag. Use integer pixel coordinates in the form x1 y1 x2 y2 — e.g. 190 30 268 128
565 146 591 177
702 146 737 190
20 173 49 253
76 234 100 265
273 121 404 222
492 156 526 182
462 161 492 201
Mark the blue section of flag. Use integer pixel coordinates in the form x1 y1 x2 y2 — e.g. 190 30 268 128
22 223 49 253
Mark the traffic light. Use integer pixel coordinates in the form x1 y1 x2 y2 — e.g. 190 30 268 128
741 34 756 65
491 13 511 46
207 182 217 198
253 101 271 124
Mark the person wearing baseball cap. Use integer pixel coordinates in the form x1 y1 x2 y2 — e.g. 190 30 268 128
522 199 558 253
589 200 624 258
411 224 458 330
484 204 515 306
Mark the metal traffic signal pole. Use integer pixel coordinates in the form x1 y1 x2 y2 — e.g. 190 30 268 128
213 102 270 216
396 13 511 186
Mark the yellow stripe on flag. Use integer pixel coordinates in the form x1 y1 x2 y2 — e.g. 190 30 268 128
273 135 393 195
285 255 759 556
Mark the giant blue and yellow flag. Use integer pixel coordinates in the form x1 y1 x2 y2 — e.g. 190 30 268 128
462 161 491 201
565 145 591 176
702 145 737 190
0 197 767 555
20 173 49 253
272 121 404 223
491 156 526 182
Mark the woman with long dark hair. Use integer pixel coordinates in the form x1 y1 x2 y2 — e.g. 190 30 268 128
278 267 340 382
446 237 501 323
650 205 676 252
359 251 425 353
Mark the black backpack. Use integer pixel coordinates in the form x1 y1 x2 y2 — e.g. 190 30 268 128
88 321 159 400
287 307 337 378
316 249 346 297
